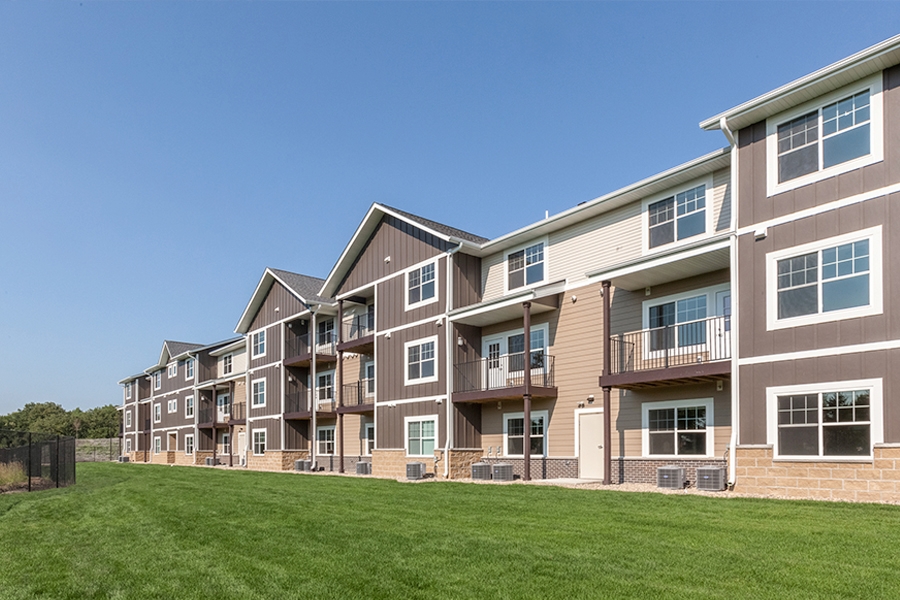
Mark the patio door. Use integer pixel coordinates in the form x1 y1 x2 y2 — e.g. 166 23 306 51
482 336 506 390
217 393 230 421
711 291 732 360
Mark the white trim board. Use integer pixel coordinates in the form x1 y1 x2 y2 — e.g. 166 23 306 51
739 339 900 366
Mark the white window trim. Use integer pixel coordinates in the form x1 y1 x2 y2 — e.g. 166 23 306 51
641 283 730 359
316 370 336 405
153 403 161 423
125 438 132 453
168 362 177 378
364 423 375 456
316 425 336 456
153 436 161 454
125 383 132 400
404 261 439 311
641 175 715 256
167 399 177 414
185 359 194 381
503 237 549 294
251 377 267 408
251 329 267 359
766 73 884 197
404 414 439 458
154 372 161 390
404 335 439 386
641 398 715 458
364 361 375 398
482 323 550 376
222 354 233 375
765 226 882 331
185 395 194 419
766 379 883 461
252 429 267 456
125 410 132 429
502 410 549 458
184 434 194 456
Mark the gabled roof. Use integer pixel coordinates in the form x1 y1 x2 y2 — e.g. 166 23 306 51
235 267 331 334
144 340 204 372
320 203 487 298
701 33 900 132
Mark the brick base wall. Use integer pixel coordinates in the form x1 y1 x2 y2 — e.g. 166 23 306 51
734 444 900 502
611 458 727 486
481 457 578 480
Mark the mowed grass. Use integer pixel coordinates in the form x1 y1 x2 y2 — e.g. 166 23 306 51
2 464 900 599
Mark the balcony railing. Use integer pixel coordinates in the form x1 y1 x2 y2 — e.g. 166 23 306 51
342 317 375 344
342 380 376 408
454 353 555 394
285 332 337 358
198 402 245 425
609 315 731 375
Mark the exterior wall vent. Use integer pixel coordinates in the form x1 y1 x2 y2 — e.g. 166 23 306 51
471 462 492 480
492 463 514 482
406 462 426 480
356 461 372 475
696 466 726 491
657 466 686 489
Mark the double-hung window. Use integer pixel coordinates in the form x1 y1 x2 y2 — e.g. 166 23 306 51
185 396 194 418
185 434 194 456
504 411 547 457
317 319 335 350
406 337 437 385
185 359 194 380
406 416 437 457
167 362 177 378
317 426 335 455
153 372 161 390
767 227 881 330
153 403 161 423
251 378 266 407
317 372 334 405
365 423 375 455
125 410 132 429
407 263 436 308
647 184 706 249
222 354 233 375
125 438 132 453
154 436 161 454
365 362 375 397
125 382 132 400
507 242 545 290
252 330 266 358
253 430 266 455
642 399 713 457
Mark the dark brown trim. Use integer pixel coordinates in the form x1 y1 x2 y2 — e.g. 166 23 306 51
523 301 531 482
599 360 731 389
451 386 558 404
284 411 312 420
602 280 611 485
283 353 338 368
336 404 376 415
338 299 345 474
336 335 375 354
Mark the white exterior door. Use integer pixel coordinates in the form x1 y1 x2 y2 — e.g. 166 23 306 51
237 431 246 466
216 393 230 421
712 291 732 360
578 412 605 480
483 337 506 390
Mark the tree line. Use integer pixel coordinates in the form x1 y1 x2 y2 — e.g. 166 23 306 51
0 402 120 439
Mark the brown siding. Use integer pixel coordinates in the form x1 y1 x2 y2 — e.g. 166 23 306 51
249 365 282 418
284 420 309 450
376 256 447 332
249 418 282 450
375 400 446 449
453 252 482 309
250 281 308 332
338 215 452 296
736 66 900 231
376 323 446 402
454 402 481 448
250 324 281 370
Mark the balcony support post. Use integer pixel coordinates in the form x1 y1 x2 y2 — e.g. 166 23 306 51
337 299 345 474
602 280 611 485
212 385 217 466
523 301 532 482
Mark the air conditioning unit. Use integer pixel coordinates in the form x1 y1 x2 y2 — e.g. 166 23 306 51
117 456 130 463
295 459 311 472
471 462 492 480
696 466 726 491
356 462 372 475
205 457 220 467
406 462 426 480
492 463 514 482
657 466 686 489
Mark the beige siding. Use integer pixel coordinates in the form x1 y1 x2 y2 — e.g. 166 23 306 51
712 168 731 232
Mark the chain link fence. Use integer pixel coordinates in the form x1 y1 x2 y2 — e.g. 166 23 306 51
75 438 122 463
0 429 76 493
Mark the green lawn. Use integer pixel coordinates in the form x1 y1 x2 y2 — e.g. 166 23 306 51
1 464 899 599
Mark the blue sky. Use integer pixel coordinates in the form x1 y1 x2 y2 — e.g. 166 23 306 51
1 2 898 414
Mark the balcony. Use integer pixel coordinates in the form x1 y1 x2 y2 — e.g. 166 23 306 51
601 315 731 389
198 402 246 428
284 332 338 367
453 353 557 404
340 380 375 414
284 391 337 419
338 318 375 353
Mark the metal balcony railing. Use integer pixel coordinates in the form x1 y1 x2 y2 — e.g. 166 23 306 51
342 317 375 344
285 390 309 414
609 315 731 375
198 402 245 424
342 379 376 407
285 331 337 358
453 353 555 394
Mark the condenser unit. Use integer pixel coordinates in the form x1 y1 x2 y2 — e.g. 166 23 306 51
657 466 686 489
295 459 311 472
406 462 426 480
696 466 726 491
205 457 220 467
117 456 130 463
356 462 372 475
492 463 514 482
471 462 492 480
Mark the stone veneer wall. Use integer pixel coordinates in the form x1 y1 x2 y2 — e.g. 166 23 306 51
434 449 484 479
481 457 578 480
247 450 309 471
372 449 430 478
173 452 194 466
195 451 213 466
611 458 727 486
150 451 175 465
734 445 900 502
128 451 150 463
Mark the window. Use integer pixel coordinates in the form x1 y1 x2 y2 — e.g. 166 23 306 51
407 263 437 308
317 372 334 404
317 319 335 349
222 433 230 454
405 337 438 385
153 372 161 390
167 362 177 378
154 436 161 454
642 399 714 457
185 434 194 456
767 74 883 195
153 403 161 423
767 380 882 459
766 227 882 330
185 396 194 418
405 415 437 457
507 242 545 290
647 184 706 249
251 378 266 407
222 354 233 375
253 430 266 455
125 382 132 399
125 438 132 453
648 295 707 351
167 399 177 414
125 410 132 429
185 359 194 380
365 423 375 455
365 362 375 397
503 411 548 457
317 426 335 455
252 330 266 358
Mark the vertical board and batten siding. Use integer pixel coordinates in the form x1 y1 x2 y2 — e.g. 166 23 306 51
376 400 446 449
248 364 282 418
736 66 900 231
156 388 195 429
284 420 309 450
249 281 308 333
479 168 731 302
377 256 447 331
249 418 282 451
249 325 281 371
454 403 481 449
453 252 482 309
338 215 451 297
612 383 731 458
376 323 446 402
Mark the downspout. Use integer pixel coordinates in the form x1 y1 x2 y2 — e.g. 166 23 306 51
444 242 464 478
720 116 740 489
310 305 319 470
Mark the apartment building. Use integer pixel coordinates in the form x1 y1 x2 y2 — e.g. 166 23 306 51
119 34 900 500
